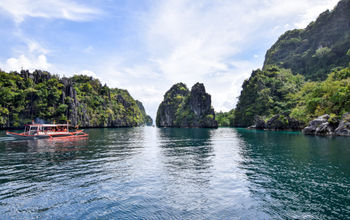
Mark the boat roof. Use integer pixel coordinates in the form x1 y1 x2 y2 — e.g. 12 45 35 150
24 124 70 127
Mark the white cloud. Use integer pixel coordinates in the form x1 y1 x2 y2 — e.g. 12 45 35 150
77 70 98 78
1 54 51 72
84 0 338 118
0 0 101 23
0 38 52 72
134 0 339 113
27 40 50 54
0 0 339 118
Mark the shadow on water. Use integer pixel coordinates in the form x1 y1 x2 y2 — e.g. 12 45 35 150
235 128 350 219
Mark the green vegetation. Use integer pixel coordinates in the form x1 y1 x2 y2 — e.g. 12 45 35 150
233 66 304 127
216 110 235 127
290 65 350 124
136 100 153 126
231 64 350 128
230 0 350 129
156 83 189 127
156 82 217 128
0 70 151 128
263 0 350 80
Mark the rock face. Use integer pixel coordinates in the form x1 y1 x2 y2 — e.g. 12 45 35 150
302 114 334 135
61 76 146 128
263 0 350 80
156 83 189 127
136 100 153 126
251 114 302 130
302 113 350 136
156 82 218 128
0 70 150 128
334 113 350 136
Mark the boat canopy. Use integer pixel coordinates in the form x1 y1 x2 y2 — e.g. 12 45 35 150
24 124 70 127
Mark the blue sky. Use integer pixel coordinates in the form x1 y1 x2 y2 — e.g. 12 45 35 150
0 0 339 119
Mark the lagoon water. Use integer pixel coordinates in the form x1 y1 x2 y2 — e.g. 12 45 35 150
0 127 349 219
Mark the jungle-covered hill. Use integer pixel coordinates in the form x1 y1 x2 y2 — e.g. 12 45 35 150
263 0 350 81
0 69 152 128
220 0 350 129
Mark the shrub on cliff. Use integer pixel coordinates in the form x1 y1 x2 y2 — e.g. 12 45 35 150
156 82 217 128
0 70 149 128
233 66 304 127
290 65 350 124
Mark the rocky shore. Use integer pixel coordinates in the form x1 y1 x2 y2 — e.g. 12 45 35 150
302 113 350 136
249 113 350 136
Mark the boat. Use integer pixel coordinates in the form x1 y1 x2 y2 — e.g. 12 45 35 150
6 123 88 140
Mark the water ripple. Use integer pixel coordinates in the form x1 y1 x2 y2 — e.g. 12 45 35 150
0 128 349 219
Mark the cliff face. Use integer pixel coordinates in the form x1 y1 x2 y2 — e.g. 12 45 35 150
156 83 189 127
233 66 304 127
156 82 218 128
263 0 350 80
0 70 150 128
136 100 153 126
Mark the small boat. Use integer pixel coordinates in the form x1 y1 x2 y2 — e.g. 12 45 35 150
6 123 88 140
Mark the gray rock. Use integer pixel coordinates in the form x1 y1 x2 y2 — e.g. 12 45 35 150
334 113 350 136
156 82 217 128
254 116 266 129
266 115 286 130
156 83 189 127
252 114 302 130
303 114 334 135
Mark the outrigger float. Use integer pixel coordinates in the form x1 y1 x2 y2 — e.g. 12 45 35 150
6 123 88 140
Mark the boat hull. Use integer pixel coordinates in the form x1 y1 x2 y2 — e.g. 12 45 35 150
6 131 88 140
6 132 49 140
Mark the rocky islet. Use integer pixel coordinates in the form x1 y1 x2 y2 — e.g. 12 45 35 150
156 82 218 128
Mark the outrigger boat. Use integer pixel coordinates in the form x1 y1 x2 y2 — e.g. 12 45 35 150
6 123 88 140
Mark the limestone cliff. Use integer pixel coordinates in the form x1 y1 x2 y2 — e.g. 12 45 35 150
156 82 218 128
263 0 350 80
136 100 153 126
0 70 150 128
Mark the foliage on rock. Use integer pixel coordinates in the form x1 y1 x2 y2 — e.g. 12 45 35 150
216 110 235 127
233 66 304 127
136 100 153 126
290 65 350 124
156 82 218 128
263 0 350 80
0 70 150 128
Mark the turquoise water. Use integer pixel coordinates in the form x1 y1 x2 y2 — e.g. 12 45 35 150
0 127 349 219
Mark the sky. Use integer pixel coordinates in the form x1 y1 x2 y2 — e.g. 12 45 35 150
0 0 339 119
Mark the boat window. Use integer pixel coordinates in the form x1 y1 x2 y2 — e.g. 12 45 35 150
30 127 38 130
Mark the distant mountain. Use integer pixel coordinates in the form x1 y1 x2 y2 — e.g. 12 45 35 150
136 100 153 126
156 82 218 128
264 0 350 80
0 70 151 128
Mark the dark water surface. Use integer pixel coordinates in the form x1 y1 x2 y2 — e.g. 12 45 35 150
0 128 349 219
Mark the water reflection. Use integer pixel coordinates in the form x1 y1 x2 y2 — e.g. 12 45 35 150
158 128 214 171
236 128 350 219
0 127 349 219
156 128 215 216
